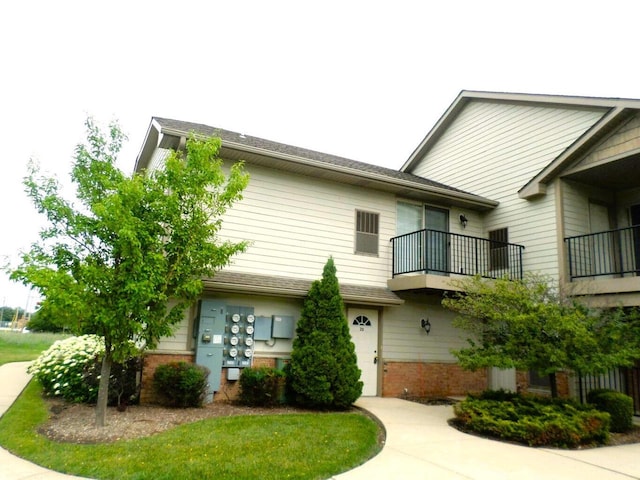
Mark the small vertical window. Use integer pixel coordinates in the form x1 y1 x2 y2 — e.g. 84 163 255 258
489 228 509 270
355 210 379 255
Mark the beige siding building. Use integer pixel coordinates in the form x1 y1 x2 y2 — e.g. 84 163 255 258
134 91 640 406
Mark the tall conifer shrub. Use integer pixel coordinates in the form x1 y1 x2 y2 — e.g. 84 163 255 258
289 257 363 409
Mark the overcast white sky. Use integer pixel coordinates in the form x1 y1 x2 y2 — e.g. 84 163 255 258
2 0 640 310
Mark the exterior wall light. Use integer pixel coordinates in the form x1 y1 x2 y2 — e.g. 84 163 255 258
421 318 431 335
459 214 468 228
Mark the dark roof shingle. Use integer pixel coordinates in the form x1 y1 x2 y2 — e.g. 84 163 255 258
203 270 403 306
153 117 477 197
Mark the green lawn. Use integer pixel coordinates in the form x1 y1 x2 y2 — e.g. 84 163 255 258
0 379 381 480
0 331 69 366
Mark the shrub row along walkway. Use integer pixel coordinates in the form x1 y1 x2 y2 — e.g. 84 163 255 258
2 362 640 480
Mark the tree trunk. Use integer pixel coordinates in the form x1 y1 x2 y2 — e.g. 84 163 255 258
549 372 558 398
95 352 113 427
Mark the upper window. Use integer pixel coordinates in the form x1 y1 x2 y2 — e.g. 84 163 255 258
489 228 509 270
355 210 379 255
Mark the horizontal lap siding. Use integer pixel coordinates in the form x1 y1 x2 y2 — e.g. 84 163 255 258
408 101 605 281
382 293 467 362
154 302 195 353
219 162 396 286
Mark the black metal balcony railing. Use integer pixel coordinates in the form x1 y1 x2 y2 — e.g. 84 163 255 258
564 225 640 280
390 229 525 280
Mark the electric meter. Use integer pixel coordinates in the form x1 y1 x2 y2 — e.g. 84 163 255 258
246 325 254 335
245 337 254 346
229 347 238 357
231 324 240 334
230 336 239 346
244 348 253 358
247 314 255 323
231 313 240 323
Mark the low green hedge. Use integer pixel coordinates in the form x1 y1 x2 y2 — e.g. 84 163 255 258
453 390 610 448
239 367 286 407
587 389 633 433
153 361 210 408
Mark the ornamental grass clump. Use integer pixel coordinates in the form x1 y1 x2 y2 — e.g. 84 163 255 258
28 334 105 403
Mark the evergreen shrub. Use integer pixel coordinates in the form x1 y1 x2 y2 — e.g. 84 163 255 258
239 367 286 406
454 390 610 448
153 361 210 408
288 257 363 409
587 389 633 433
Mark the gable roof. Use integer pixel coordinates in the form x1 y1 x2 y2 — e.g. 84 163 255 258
135 117 498 211
401 90 640 199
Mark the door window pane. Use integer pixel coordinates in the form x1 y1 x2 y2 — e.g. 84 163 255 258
425 207 449 274
397 202 422 235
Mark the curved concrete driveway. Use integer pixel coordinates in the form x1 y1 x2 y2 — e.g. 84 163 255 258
3 362 640 480
334 397 640 480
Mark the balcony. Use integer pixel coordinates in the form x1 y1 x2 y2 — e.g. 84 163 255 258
565 225 640 280
389 229 525 291
564 225 640 303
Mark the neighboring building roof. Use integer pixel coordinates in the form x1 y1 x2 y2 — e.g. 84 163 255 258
135 116 498 211
401 90 640 198
202 271 404 306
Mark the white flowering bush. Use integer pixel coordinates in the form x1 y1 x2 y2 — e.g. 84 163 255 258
28 334 105 403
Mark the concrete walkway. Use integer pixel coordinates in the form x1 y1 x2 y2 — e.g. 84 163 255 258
0 362 87 479
2 362 640 480
335 397 640 480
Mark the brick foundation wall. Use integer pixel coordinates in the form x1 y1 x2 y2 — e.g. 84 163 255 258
141 354 280 404
382 361 487 398
141 353 195 404
516 370 570 397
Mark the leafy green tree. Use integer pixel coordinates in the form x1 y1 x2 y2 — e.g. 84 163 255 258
12 118 249 425
26 306 64 332
0 306 22 326
289 257 363 409
442 275 640 397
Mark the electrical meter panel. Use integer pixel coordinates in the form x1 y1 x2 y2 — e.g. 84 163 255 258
222 306 255 368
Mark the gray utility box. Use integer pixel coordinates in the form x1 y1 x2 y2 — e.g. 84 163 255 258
254 315 272 341
271 315 294 339
195 300 227 399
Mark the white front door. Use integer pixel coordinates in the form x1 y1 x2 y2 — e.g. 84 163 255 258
348 308 379 396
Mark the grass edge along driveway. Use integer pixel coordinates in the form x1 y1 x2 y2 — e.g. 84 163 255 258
0 381 382 480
